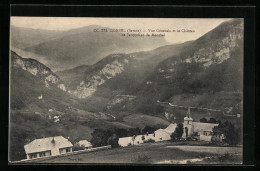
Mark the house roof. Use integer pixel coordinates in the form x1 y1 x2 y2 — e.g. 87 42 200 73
77 140 92 147
24 136 73 154
184 116 193 121
164 123 177 134
192 122 218 133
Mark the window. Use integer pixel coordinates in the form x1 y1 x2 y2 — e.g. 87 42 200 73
39 152 45 157
66 148 71 153
204 131 210 136
45 150 51 156
29 153 37 159
59 148 66 154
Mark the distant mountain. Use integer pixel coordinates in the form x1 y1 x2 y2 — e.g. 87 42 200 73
57 40 192 99
17 25 167 71
10 26 65 49
104 19 243 122
146 19 243 98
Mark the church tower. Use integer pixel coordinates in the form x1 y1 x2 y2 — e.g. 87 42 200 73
183 106 193 138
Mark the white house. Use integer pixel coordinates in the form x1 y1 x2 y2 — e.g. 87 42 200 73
118 123 177 147
24 136 73 160
118 136 133 147
153 123 177 142
76 140 92 149
118 134 155 147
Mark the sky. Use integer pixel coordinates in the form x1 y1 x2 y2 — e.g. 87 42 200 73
11 17 232 43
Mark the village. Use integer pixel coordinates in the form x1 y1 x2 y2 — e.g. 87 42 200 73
7 16 247 165
13 106 241 164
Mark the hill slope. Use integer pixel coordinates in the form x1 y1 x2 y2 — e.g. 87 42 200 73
56 40 192 100
9 52 170 161
106 19 243 123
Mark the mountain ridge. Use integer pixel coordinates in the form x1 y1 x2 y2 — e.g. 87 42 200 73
12 25 167 71
102 19 243 123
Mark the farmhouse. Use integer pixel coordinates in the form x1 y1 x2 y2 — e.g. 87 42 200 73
118 123 177 147
24 136 73 160
76 140 92 149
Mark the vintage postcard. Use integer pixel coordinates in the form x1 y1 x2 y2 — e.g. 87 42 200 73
9 17 243 164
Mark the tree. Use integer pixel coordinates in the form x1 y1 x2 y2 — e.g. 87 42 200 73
90 129 112 147
171 123 183 140
107 133 119 148
128 127 141 136
185 127 188 138
200 117 207 123
114 128 128 138
212 121 240 145
72 144 85 151
191 132 199 140
142 126 157 134
132 135 136 146
209 118 218 123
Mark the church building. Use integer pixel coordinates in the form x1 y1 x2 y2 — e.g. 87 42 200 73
182 106 223 142
118 107 225 147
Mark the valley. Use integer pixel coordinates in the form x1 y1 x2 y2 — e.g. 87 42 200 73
9 19 243 162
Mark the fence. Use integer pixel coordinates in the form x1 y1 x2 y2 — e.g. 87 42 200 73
10 145 112 163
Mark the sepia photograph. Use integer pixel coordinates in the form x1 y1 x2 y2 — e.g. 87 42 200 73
9 17 244 164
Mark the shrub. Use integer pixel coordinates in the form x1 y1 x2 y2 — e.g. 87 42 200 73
200 118 207 123
142 126 157 134
72 144 85 151
143 139 155 143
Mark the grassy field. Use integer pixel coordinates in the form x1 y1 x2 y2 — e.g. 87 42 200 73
122 114 170 128
37 141 242 164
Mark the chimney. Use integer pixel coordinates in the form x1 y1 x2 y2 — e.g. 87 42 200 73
51 137 55 144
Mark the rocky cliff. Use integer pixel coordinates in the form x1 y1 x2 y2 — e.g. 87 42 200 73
11 51 67 91
63 54 134 98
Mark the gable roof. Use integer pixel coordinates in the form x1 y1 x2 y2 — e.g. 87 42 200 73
192 122 218 133
24 136 73 154
164 123 177 134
